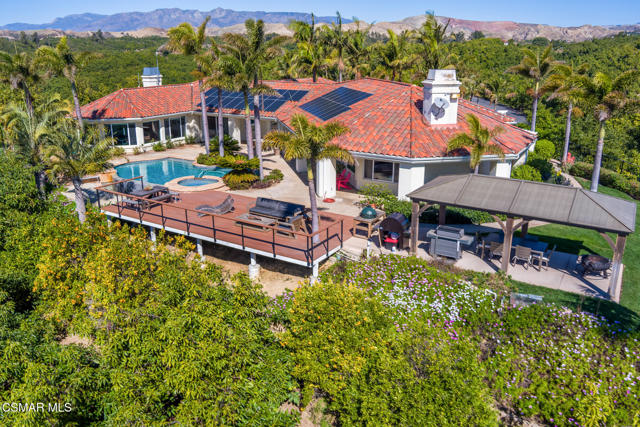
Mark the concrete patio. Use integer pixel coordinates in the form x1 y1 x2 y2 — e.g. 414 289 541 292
342 222 623 302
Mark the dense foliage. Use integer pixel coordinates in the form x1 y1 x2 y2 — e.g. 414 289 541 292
270 255 640 426
571 161 640 199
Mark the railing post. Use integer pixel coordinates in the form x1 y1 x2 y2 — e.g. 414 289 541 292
138 199 143 224
211 215 216 242
326 228 329 258
185 209 189 235
96 189 101 210
161 204 165 229
272 227 276 258
241 223 245 249
306 234 310 264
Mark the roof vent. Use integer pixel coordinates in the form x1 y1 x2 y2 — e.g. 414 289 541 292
141 67 162 87
422 69 461 125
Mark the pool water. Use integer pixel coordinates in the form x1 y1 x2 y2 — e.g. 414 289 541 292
115 158 231 185
178 178 219 187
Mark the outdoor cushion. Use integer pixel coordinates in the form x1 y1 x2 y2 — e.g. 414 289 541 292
249 197 305 221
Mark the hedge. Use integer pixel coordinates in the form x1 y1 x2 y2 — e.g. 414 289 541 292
570 162 640 200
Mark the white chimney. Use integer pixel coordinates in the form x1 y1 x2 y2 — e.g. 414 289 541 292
422 69 461 125
141 67 162 87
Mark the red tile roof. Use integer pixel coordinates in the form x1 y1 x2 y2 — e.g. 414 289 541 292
79 82 200 120
80 78 535 159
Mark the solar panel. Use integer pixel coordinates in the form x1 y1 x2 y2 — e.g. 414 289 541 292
299 87 372 121
202 88 309 113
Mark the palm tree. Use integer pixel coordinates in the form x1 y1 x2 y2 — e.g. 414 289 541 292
263 114 352 242
508 45 555 132
544 62 588 164
46 124 114 222
580 70 640 192
0 51 41 116
345 19 372 79
483 77 511 107
415 14 454 71
167 17 212 154
290 14 326 82
447 113 505 174
376 30 416 81
322 11 349 82
35 36 96 132
2 95 68 194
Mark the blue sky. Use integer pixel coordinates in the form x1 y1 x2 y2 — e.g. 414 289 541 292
1 0 639 27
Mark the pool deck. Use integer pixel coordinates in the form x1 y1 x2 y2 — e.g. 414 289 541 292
98 186 354 269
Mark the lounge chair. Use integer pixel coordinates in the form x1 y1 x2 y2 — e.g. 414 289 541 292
533 245 556 270
487 241 503 260
248 197 306 222
511 245 532 269
196 195 234 216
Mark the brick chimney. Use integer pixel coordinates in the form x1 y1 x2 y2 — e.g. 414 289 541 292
422 69 461 125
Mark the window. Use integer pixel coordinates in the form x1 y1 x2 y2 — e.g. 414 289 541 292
208 117 229 139
143 120 160 143
363 160 399 182
108 123 137 146
164 116 186 140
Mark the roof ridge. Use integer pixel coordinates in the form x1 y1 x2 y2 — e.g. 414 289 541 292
580 189 633 232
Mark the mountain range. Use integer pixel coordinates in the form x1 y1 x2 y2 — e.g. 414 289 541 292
1 8 639 42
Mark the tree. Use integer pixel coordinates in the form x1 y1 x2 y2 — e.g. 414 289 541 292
580 70 640 192
508 45 555 132
167 17 212 154
0 51 42 116
447 113 505 174
470 31 485 40
289 14 326 82
544 62 589 164
45 124 114 223
36 36 96 132
2 95 68 194
263 114 352 242
415 14 455 71
376 30 416 81
345 19 372 79
322 11 349 82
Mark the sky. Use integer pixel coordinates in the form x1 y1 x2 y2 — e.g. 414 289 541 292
0 0 639 27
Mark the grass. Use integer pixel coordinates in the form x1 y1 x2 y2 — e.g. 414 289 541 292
518 177 640 315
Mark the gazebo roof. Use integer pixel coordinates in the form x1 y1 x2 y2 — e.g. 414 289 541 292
407 174 636 235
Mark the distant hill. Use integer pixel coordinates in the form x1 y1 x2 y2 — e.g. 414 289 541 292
1 8 639 42
0 7 345 32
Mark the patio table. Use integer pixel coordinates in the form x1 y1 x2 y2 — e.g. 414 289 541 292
512 237 548 253
131 185 169 199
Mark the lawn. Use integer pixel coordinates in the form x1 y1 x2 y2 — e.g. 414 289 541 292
519 177 640 315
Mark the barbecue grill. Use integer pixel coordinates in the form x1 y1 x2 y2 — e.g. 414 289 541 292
427 225 474 260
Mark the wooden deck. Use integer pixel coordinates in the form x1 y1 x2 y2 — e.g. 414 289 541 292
98 180 355 267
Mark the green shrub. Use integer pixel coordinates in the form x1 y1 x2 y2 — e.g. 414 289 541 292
152 142 166 152
132 146 144 155
570 162 640 199
209 134 241 155
111 147 125 158
183 135 197 145
165 138 174 149
528 158 553 180
531 139 556 160
223 171 259 190
265 168 284 182
512 164 543 182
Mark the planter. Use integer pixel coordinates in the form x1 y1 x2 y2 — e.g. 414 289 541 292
323 198 335 203
98 171 116 183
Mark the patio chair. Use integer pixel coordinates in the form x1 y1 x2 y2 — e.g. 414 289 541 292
196 195 235 216
534 245 556 271
511 245 532 269
487 241 503 260
336 169 353 191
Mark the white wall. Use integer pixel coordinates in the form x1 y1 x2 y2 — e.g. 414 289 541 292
397 163 426 200
229 118 242 143
315 159 336 198
495 161 512 178
185 114 202 142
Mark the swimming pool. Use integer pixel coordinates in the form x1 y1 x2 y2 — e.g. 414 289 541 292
115 158 231 185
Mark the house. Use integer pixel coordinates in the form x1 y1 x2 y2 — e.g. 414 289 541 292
79 69 536 200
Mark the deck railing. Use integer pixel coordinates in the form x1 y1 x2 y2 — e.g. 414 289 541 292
96 177 344 266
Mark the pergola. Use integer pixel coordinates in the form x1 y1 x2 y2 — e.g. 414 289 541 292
407 174 637 300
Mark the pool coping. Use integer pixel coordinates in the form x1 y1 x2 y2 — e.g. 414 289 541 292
165 175 229 193
113 157 229 192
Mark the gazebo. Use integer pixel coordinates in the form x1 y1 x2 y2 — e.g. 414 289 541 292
407 174 637 300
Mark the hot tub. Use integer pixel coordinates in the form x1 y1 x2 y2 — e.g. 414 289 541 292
177 178 219 187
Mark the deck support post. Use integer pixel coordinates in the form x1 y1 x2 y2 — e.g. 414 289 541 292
149 227 156 243
196 239 203 257
521 222 529 239
500 217 515 273
438 204 447 226
248 253 260 280
606 234 626 302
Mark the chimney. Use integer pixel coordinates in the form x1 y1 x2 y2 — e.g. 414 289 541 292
422 69 461 125
141 67 162 87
